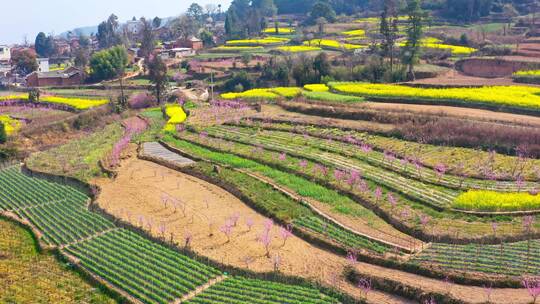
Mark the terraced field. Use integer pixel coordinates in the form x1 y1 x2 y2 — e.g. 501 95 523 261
412 241 540 276
0 166 88 211
184 276 340 304
0 164 344 304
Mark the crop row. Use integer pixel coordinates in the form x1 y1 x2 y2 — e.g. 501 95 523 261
224 123 538 193
0 166 88 211
184 276 340 304
412 241 540 276
202 125 459 209
66 229 222 304
241 120 540 184
294 216 388 254
15 201 114 245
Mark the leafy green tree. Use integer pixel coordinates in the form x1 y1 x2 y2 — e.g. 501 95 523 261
223 71 254 92
308 1 336 24
35 33 55 58
313 52 330 78
152 16 162 28
0 123 6 144
187 3 205 23
199 30 214 47
35 32 48 57
380 0 399 75
253 0 277 17
146 55 168 104
401 0 426 81
97 14 121 49
225 0 265 37
89 46 128 81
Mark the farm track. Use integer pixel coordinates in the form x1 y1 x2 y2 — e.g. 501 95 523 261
154 140 536 304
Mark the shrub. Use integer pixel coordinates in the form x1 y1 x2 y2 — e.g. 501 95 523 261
128 92 156 109
0 123 6 144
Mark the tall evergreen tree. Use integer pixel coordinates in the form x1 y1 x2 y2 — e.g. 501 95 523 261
380 0 399 74
401 0 426 80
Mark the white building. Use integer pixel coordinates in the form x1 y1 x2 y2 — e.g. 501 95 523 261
37 58 50 73
0 45 10 62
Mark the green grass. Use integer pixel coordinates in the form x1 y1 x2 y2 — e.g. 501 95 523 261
302 91 365 103
133 108 167 143
0 218 116 304
26 123 124 181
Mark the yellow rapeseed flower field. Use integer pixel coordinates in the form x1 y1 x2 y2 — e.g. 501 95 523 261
276 46 322 53
304 84 329 92
341 29 366 37
0 95 108 110
303 39 365 51
221 89 280 100
225 37 289 46
454 190 540 212
263 27 295 34
329 83 540 110
398 37 477 55
221 87 302 100
163 104 187 132
514 70 540 77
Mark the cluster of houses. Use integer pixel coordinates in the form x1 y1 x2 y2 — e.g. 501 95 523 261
0 16 215 88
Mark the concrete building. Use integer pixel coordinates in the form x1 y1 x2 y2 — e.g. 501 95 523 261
0 45 10 62
37 58 50 73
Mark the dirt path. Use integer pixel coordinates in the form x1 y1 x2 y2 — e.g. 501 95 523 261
94 157 412 304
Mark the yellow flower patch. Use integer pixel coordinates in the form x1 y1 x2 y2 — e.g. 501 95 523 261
329 83 540 110
304 84 329 92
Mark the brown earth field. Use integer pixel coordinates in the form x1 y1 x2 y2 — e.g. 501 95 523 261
94 155 534 304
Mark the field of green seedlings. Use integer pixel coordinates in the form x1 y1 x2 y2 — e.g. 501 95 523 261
184 276 340 304
412 241 540 276
0 166 88 211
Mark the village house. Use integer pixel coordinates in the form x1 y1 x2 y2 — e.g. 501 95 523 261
26 66 84 87
175 37 203 51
